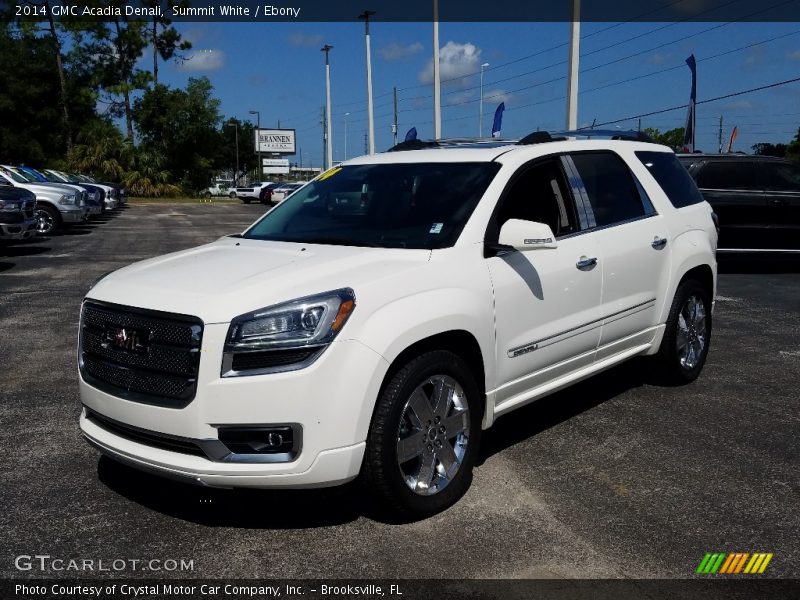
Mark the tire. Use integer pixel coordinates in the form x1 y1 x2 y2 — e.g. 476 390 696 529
652 278 712 384
201 190 211 198
35 205 61 235
363 350 482 518
229 191 236 198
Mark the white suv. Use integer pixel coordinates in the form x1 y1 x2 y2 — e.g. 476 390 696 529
78 132 717 517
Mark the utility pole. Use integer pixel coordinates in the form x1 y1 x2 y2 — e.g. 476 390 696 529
392 86 398 145
344 112 350 160
479 62 489 137
432 0 441 139
226 121 239 185
364 133 368 155
321 44 334 170
718 115 724 153
565 0 581 130
321 106 326 170
637 117 641 132
359 10 376 154
249 110 261 179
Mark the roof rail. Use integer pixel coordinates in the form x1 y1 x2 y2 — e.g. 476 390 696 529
517 131 565 145
385 138 515 152
559 129 655 142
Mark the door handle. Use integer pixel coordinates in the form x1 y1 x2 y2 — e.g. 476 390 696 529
576 256 598 270
651 236 668 250
770 198 789 206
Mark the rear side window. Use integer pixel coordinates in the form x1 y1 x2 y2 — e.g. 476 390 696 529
763 161 800 191
570 152 647 227
636 151 705 208
695 161 760 190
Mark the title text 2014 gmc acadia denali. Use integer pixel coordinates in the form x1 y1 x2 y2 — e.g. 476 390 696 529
79 133 717 516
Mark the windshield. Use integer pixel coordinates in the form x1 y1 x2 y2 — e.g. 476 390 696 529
45 170 67 183
0 168 29 183
244 162 500 249
21 168 47 182
8 167 36 182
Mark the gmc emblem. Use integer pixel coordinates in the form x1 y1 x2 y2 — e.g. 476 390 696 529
103 326 150 353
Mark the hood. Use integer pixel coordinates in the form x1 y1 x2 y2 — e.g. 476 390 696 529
14 182 76 198
88 237 432 323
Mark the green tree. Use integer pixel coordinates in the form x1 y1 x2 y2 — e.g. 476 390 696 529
751 143 788 158
141 0 192 84
134 77 222 190
643 127 686 151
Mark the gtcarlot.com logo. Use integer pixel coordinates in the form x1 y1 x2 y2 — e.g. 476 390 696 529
14 555 194 572
696 552 773 574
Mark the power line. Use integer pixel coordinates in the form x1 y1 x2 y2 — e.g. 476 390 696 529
588 76 800 128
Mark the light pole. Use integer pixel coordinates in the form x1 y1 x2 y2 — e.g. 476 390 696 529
226 121 239 185
432 0 441 139
249 110 260 180
566 0 580 130
479 62 489 137
344 112 350 160
321 44 334 169
358 10 376 154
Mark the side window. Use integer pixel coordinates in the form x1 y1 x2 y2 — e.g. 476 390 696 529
570 152 647 227
763 162 800 191
636 150 705 208
496 159 578 237
696 161 760 190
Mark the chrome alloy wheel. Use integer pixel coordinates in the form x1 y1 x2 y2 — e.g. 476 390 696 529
35 208 55 234
396 374 470 496
676 294 707 370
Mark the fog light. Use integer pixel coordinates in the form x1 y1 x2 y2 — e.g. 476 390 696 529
218 426 295 455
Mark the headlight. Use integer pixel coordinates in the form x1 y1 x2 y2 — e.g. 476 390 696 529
58 194 77 206
222 288 356 377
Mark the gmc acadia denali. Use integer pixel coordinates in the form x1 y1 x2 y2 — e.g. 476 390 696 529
78 132 717 516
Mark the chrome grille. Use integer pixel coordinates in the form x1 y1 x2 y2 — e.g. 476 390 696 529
79 302 203 407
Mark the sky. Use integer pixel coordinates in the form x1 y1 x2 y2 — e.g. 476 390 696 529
148 11 800 168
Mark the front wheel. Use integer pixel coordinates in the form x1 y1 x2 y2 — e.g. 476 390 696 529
229 191 236 198
652 279 712 384
35 205 61 235
363 350 482 518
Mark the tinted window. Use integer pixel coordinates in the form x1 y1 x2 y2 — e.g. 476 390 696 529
245 163 500 249
570 152 646 227
496 159 578 237
763 161 800 191
696 161 760 190
636 151 704 208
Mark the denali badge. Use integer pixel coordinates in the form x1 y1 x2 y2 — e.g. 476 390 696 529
102 326 150 353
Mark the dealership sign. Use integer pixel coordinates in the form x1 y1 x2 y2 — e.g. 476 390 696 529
262 158 290 175
256 129 295 154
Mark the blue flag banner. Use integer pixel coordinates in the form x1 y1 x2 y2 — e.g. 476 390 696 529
404 127 418 141
491 103 505 138
683 54 697 152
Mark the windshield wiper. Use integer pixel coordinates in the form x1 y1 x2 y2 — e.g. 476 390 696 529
294 237 378 247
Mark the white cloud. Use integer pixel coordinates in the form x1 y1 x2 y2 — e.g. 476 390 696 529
419 41 483 88
379 42 423 61
743 46 767 66
647 52 671 65
787 49 800 61
445 90 475 106
177 49 224 71
288 33 323 47
722 100 754 110
482 89 513 105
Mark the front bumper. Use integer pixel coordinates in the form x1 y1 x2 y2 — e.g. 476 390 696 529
0 217 37 240
78 327 389 488
60 207 85 223
104 198 119 210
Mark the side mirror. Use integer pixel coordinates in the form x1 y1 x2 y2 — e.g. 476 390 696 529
498 219 558 251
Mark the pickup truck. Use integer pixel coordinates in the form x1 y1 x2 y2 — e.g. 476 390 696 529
0 186 37 241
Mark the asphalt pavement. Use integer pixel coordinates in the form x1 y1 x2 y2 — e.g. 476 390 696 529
1 203 797 579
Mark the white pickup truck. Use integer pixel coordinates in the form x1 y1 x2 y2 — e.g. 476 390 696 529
78 132 717 517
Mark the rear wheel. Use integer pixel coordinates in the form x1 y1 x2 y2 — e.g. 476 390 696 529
363 350 482 518
652 279 712 384
35 205 60 235
229 191 236 198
